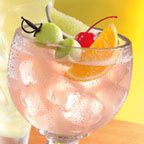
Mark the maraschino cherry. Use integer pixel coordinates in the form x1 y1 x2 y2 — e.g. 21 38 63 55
75 16 118 47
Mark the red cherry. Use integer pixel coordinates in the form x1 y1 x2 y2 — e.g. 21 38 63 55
75 16 118 48
75 32 95 47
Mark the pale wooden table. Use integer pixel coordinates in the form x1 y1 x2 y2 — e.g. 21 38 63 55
29 120 144 144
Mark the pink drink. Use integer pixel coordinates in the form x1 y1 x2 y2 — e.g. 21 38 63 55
8 29 132 136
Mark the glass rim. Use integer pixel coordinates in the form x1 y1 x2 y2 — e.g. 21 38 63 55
16 26 132 51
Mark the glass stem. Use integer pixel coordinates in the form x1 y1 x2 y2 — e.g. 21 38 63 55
46 139 79 144
39 130 86 144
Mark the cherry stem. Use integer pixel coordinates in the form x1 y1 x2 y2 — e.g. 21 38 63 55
86 16 118 32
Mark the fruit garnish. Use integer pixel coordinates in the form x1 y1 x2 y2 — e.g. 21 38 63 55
45 4 73 39
55 38 81 60
49 7 89 36
21 17 63 44
36 23 63 44
55 39 72 59
75 32 96 48
21 17 42 37
65 24 118 81
55 46 71 59
65 64 112 81
75 16 118 47
82 24 118 61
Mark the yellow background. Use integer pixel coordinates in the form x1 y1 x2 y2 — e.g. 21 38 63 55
54 0 144 124
0 0 144 124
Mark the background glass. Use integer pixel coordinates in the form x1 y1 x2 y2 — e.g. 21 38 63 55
0 0 52 143
0 28 30 144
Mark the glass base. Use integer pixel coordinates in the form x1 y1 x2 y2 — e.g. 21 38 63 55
39 129 88 144
0 134 29 144
46 139 79 144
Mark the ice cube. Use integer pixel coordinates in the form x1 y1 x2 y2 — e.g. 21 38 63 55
46 77 75 110
65 92 80 111
80 79 101 89
63 93 104 126
19 54 50 86
21 87 48 117
19 60 37 85
52 61 69 74
96 81 127 113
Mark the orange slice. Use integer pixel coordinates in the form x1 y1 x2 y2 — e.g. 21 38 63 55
65 24 118 81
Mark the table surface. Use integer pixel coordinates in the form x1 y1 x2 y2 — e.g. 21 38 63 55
29 120 144 144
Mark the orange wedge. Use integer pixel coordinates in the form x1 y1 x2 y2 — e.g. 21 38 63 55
65 24 118 81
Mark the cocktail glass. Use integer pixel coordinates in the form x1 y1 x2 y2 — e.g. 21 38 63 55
7 27 132 144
